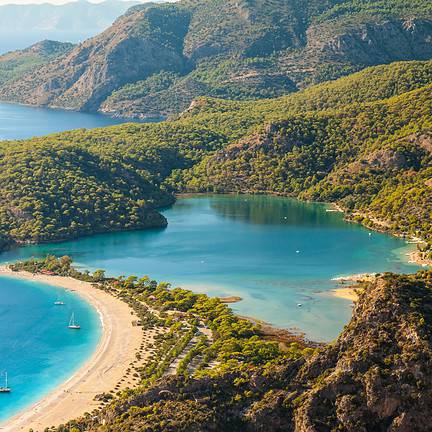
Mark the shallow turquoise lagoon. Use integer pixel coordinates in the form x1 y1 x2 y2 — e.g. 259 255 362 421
1 195 418 343
0 276 101 422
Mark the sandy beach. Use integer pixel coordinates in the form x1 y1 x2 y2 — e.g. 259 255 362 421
331 287 359 302
329 274 372 301
0 266 144 432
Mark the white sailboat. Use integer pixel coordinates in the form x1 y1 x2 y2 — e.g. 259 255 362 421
68 313 81 330
0 371 11 393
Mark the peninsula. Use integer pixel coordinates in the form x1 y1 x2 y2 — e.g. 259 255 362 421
0 1 431 430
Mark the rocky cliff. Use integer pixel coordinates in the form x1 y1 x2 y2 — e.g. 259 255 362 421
291 272 432 431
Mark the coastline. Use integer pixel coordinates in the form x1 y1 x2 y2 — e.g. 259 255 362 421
240 315 323 348
328 241 431 303
0 266 144 432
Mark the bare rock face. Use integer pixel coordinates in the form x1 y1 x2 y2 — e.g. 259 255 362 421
310 19 432 65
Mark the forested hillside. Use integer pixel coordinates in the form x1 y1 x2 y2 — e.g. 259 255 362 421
0 0 431 117
0 124 225 246
0 60 431 257
173 79 432 243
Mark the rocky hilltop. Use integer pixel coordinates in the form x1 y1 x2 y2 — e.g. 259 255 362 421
0 0 431 117
55 271 432 431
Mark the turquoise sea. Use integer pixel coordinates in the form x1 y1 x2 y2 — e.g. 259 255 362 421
0 276 101 422
0 194 418 344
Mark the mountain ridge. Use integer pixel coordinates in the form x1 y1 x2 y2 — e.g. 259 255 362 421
0 40 74 87
0 0 431 117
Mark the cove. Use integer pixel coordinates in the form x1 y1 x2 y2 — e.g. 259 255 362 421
0 194 418 342
0 276 101 422
0 102 162 140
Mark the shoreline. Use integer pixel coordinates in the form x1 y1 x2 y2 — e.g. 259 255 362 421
0 99 160 124
0 266 143 432
176 194 431 268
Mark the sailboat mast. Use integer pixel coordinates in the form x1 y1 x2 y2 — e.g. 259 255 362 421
68 312 80 329
5 372 7 388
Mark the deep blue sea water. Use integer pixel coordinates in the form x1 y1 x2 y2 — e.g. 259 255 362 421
0 195 418 344
0 276 101 422
0 102 160 141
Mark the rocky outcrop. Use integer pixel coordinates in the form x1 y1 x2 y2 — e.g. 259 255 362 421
292 273 432 431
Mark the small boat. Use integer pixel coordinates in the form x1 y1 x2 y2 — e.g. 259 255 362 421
68 313 81 330
0 372 11 393
54 295 65 306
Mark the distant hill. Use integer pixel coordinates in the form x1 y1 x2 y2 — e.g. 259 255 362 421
0 0 431 117
0 0 149 54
